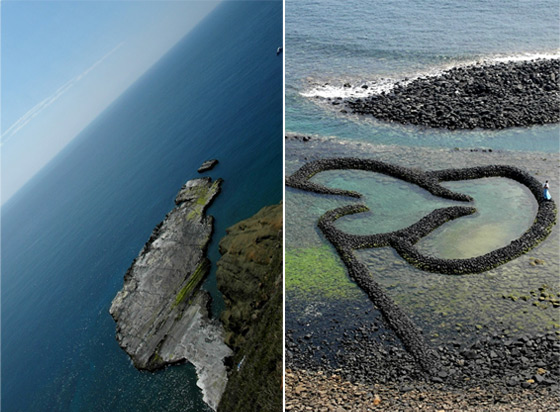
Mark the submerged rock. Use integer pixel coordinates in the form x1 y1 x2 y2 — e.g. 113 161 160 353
198 159 219 173
216 203 283 412
110 177 231 410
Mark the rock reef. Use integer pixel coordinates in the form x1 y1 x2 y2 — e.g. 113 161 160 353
286 157 557 373
216 203 283 412
343 59 560 129
198 159 219 173
110 177 232 410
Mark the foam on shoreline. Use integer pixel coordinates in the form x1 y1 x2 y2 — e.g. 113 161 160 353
300 52 560 100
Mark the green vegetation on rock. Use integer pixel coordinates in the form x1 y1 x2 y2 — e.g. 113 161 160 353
173 259 210 307
217 203 282 412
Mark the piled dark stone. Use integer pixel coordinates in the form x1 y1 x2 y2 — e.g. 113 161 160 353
286 315 425 384
286 157 472 201
336 327 560 394
286 367 560 412
286 329 559 410
288 319 560 394
286 157 557 377
344 59 560 129
287 158 557 275
285 133 315 142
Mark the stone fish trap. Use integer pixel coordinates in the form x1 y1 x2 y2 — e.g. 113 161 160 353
286 157 557 374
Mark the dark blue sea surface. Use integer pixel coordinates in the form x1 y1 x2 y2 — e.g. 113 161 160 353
1 1 282 411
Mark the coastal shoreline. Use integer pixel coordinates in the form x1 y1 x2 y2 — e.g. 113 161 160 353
286 368 560 411
285 137 559 409
305 59 560 130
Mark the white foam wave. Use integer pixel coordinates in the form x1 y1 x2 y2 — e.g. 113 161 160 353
300 79 396 99
300 51 559 101
489 52 560 63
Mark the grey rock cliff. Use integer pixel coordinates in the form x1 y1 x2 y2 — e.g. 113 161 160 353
110 177 232 410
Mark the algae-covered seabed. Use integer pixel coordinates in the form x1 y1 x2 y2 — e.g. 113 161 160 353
286 137 559 357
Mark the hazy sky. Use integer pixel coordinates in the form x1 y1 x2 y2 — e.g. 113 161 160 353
1 0 220 205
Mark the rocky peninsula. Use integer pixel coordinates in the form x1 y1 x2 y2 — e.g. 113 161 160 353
216 203 283 412
110 177 232 410
342 59 560 129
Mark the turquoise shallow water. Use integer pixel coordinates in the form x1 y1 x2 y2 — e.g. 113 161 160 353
312 170 537 259
1 2 282 411
416 178 537 259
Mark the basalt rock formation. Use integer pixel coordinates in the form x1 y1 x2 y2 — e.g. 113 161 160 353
344 59 560 129
198 159 219 173
286 157 557 374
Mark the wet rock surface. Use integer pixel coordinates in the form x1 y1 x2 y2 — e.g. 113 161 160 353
286 133 316 142
110 177 231 410
343 59 560 130
287 304 560 409
287 317 560 408
285 138 559 409
198 159 219 173
216 203 283 412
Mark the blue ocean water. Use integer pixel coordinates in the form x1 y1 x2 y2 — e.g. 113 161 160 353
286 0 560 152
1 2 281 411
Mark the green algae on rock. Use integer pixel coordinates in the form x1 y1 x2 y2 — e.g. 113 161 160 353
216 203 283 412
109 177 231 410
286 245 363 300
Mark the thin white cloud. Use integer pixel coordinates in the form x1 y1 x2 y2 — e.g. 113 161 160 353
0 42 125 147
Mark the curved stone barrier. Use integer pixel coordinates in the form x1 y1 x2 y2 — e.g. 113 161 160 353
287 157 556 274
286 157 472 201
286 157 557 373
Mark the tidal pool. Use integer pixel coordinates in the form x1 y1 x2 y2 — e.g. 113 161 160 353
417 178 537 259
310 170 538 259
286 138 559 349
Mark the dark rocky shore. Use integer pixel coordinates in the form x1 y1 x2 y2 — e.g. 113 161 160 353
285 133 316 142
342 59 560 129
287 305 560 410
110 177 231 410
286 367 560 411
216 203 283 412
286 156 559 408
287 322 560 390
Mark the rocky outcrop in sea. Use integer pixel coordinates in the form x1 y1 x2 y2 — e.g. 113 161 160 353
216 203 283 412
110 177 232 411
198 159 219 173
343 59 560 129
